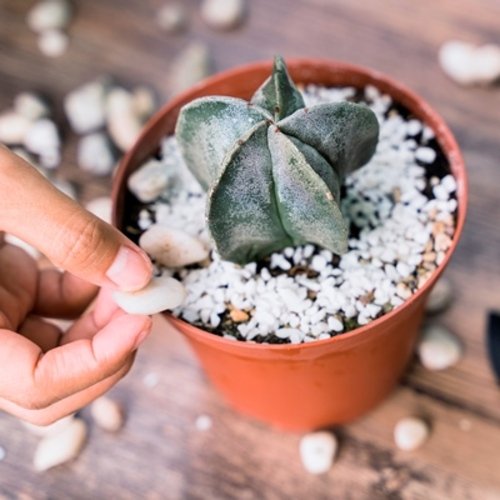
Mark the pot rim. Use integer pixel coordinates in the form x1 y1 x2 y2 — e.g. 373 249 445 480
113 57 468 352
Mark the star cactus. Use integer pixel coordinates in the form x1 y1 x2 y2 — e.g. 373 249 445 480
175 56 379 265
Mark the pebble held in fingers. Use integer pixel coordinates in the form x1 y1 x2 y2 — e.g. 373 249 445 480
112 275 186 315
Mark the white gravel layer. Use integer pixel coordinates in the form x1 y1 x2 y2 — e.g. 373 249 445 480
130 85 458 343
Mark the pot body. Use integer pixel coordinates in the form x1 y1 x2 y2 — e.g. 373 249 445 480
113 59 467 431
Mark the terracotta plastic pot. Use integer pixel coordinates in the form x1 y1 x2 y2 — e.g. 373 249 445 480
112 59 467 431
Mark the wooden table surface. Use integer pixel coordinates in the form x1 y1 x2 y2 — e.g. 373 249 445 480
1 0 500 498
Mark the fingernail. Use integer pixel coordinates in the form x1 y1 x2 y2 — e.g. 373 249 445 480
133 323 152 350
106 246 152 291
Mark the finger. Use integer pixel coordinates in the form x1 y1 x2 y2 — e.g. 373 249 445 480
60 289 124 344
0 356 133 426
33 269 98 319
0 148 152 292
0 314 152 410
18 315 62 353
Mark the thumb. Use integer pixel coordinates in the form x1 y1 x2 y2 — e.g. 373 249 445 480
0 147 152 291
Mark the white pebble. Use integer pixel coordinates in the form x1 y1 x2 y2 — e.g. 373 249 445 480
24 119 60 157
143 372 160 388
158 3 188 33
22 415 74 437
394 417 429 451
195 414 213 431
85 196 112 223
33 418 87 472
27 0 71 33
77 133 115 176
0 446 5 461
415 147 436 164
90 396 124 432
14 92 49 121
64 79 108 134
37 30 68 57
132 86 156 119
299 431 338 475
439 40 500 86
0 112 31 144
417 324 462 370
128 159 169 203
201 0 246 30
106 87 144 151
169 42 211 96
139 224 208 267
425 277 453 314
112 274 186 315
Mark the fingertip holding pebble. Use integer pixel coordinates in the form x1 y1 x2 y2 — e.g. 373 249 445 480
112 274 186 315
22 415 75 437
33 418 87 472
106 245 153 292
394 417 429 451
299 431 338 475
417 324 462 371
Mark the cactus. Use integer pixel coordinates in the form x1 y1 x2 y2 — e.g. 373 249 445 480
176 56 379 265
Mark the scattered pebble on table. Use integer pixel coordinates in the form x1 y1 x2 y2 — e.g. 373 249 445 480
425 277 453 314
417 324 463 371
0 445 6 461
143 372 160 388
33 418 87 472
195 415 213 431
394 417 430 451
299 431 338 475
90 396 124 433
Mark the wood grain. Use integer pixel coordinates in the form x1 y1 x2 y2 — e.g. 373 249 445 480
0 0 500 498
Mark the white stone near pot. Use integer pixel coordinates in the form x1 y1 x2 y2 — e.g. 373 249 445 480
168 42 211 96
157 3 188 33
132 86 156 120
0 111 32 144
112 274 186 315
299 431 338 475
394 417 429 451
106 88 143 152
139 224 209 268
426 277 453 314
27 0 72 33
64 80 108 134
90 396 124 432
417 324 462 370
14 93 49 121
439 40 500 86
24 119 60 160
127 159 170 203
200 0 246 30
85 196 112 223
77 132 115 176
37 30 68 58
33 418 87 471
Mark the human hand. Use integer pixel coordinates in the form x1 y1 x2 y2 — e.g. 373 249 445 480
0 146 153 425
